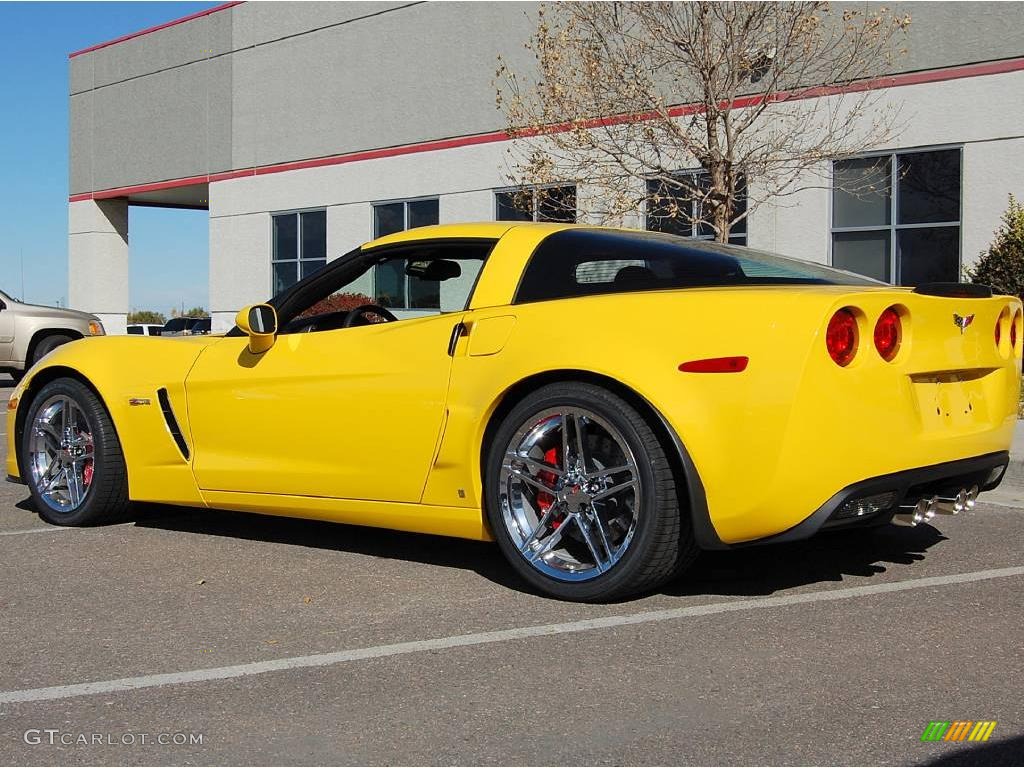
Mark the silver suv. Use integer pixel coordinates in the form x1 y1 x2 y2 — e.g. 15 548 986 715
0 289 104 382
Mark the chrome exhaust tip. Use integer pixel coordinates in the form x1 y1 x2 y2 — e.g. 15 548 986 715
936 489 968 515
896 498 935 526
965 485 979 511
923 496 938 522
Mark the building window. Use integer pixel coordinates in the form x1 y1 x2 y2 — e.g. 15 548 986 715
831 148 961 284
646 172 747 244
495 185 577 223
272 209 327 294
372 198 440 309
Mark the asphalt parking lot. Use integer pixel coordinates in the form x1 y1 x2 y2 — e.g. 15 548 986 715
0 376 1022 766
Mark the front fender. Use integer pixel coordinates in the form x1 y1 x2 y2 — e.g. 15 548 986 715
7 336 216 505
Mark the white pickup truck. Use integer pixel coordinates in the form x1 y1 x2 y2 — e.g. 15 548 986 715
0 289 105 382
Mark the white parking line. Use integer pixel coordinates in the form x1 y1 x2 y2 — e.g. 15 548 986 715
0 526 73 537
0 522 134 537
1 564 1021 706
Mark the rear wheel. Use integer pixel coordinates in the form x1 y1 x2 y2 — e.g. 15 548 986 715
22 377 130 526
485 382 696 602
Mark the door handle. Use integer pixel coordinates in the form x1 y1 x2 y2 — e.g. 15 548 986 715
447 322 467 356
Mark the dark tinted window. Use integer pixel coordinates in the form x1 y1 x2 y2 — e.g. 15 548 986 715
126 325 142 335
831 149 960 285
495 191 533 221
898 150 960 225
496 186 576 223
832 157 891 228
273 210 327 293
647 174 747 243
408 199 440 230
897 227 961 285
832 230 891 282
515 229 877 304
374 203 405 237
163 318 188 332
536 186 576 223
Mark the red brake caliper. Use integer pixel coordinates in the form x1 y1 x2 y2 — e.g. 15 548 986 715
82 432 94 487
535 446 562 529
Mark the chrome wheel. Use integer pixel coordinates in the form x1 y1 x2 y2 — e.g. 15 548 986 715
27 395 95 513
499 407 640 582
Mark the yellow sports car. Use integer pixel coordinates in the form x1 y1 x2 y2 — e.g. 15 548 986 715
5 223 1021 601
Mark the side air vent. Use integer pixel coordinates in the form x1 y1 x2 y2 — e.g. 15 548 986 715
157 388 190 460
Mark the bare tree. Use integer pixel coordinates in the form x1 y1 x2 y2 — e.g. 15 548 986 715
496 2 912 241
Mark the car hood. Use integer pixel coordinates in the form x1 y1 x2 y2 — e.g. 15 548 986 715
6 299 99 322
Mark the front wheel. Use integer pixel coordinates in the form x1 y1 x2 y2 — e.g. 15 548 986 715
22 377 130 526
484 382 696 602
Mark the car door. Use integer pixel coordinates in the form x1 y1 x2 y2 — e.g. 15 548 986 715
184 312 462 503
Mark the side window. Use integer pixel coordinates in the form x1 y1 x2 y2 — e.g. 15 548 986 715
272 210 327 294
496 185 577 223
371 199 440 309
126 326 142 335
278 241 495 335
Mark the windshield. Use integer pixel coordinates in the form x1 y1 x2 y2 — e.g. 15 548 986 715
515 228 882 304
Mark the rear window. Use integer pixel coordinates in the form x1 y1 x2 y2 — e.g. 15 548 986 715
514 229 880 304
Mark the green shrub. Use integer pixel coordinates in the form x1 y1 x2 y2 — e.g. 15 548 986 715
966 195 1024 300
127 310 166 324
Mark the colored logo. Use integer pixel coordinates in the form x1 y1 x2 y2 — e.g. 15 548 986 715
921 721 997 742
953 313 975 334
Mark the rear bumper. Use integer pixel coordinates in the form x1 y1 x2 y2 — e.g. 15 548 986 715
703 451 1008 548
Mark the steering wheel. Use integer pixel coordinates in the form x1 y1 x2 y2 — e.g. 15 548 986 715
341 304 399 328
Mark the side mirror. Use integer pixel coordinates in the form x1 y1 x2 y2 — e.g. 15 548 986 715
235 304 278 354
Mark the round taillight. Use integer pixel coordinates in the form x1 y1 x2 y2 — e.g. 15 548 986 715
826 309 858 366
874 307 901 361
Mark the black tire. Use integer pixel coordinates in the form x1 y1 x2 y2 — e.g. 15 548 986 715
484 381 698 602
22 377 131 526
31 334 75 367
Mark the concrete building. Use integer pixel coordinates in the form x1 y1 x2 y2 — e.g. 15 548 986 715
68 1 1024 333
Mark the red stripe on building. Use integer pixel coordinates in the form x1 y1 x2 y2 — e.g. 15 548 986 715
68 2 243 58
68 55 1024 203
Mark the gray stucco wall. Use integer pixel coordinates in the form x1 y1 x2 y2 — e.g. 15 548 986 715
69 1 1024 196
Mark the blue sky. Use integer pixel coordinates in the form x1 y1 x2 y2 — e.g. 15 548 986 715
0 2 216 314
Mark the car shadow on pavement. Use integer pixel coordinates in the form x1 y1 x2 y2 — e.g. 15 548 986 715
923 734 1024 766
129 504 528 591
12 493 949 601
668 524 948 598
127 502 949 600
